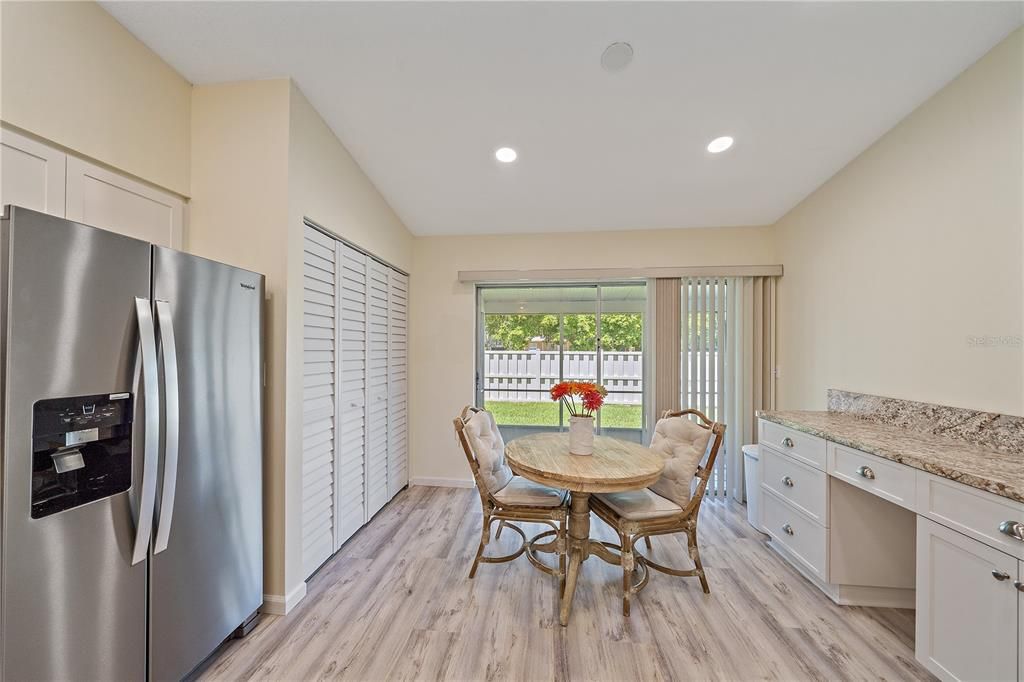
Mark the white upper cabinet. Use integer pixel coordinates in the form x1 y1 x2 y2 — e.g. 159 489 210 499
1 128 67 218
1 129 185 247
66 156 184 248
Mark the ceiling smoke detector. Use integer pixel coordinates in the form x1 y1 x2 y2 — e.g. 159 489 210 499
601 42 634 72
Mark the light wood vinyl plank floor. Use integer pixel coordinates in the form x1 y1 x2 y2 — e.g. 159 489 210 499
198 485 933 681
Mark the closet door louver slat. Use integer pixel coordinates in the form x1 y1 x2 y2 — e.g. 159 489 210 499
365 259 391 518
301 223 409 581
301 226 338 578
336 243 369 547
388 270 409 496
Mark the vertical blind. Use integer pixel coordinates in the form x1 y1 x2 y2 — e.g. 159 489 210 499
676 275 777 501
682 278 728 496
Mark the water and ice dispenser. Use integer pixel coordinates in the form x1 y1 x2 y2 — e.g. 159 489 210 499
31 393 134 519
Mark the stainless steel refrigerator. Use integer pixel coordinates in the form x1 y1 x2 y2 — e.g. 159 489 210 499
0 206 264 681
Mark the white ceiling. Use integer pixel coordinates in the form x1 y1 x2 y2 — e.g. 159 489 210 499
102 1 1023 236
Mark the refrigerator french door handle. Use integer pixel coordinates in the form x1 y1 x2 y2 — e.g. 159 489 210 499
153 300 180 554
131 297 161 566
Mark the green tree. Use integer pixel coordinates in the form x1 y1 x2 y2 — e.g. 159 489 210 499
484 313 642 351
484 314 558 350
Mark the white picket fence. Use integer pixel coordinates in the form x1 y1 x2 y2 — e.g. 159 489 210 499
483 350 642 404
483 349 722 410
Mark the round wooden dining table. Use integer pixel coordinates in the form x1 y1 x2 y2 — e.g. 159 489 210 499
505 432 664 626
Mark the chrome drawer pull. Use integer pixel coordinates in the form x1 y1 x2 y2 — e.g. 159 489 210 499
856 465 875 480
1014 581 1024 592
992 569 1011 581
782 523 794 536
998 520 1023 542
781 437 795 448
781 476 794 488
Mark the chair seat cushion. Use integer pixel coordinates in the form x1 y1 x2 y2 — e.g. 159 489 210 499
493 476 567 508
594 488 683 521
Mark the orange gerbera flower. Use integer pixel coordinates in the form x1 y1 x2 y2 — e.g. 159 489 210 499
549 381 607 417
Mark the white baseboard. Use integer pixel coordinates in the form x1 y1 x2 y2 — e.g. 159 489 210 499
410 476 475 488
261 581 307 616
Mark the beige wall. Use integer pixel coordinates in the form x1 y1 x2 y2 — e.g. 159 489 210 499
0 1 192 195
286 82 413 271
190 80 412 605
189 79 292 598
408 226 777 483
775 28 1023 416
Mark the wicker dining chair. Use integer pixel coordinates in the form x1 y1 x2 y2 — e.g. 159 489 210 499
453 406 569 587
590 408 725 616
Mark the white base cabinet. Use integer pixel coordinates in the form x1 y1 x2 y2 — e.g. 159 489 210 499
759 418 1024 682
916 517 1019 682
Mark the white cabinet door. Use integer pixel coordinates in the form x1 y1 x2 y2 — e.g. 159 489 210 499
364 259 390 518
300 226 338 579
66 156 183 248
1018 559 1023 682
336 244 369 546
387 270 409 497
916 517 1018 682
0 128 66 217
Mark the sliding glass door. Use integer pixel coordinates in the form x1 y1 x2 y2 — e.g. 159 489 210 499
476 283 645 443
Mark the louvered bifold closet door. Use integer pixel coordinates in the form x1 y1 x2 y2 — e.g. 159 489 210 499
365 259 391 517
387 270 409 496
336 244 369 547
301 226 338 578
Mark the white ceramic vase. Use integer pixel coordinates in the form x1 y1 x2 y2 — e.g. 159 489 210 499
568 415 595 456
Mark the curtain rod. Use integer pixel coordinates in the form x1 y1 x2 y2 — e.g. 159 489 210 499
458 264 782 283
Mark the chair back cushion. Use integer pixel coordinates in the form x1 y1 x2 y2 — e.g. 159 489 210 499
648 416 713 506
463 410 514 494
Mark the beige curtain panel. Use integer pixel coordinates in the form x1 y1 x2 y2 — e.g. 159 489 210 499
725 276 777 501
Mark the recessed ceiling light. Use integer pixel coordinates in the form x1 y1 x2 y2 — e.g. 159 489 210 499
495 147 518 163
601 42 634 72
707 136 734 154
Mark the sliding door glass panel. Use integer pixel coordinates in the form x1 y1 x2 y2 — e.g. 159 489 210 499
482 312 561 429
597 284 645 442
479 284 645 443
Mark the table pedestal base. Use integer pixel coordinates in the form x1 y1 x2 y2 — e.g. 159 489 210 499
523 493 648 625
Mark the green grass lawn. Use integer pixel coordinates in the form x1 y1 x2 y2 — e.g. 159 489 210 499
484 400 642 429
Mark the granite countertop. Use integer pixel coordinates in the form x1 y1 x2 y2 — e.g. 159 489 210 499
758 410 1024 505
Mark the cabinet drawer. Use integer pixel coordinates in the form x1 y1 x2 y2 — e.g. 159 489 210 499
759 420 826 471
828 443 917 510
761 445 828 525
916 472 1024 561
763 489 828 581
